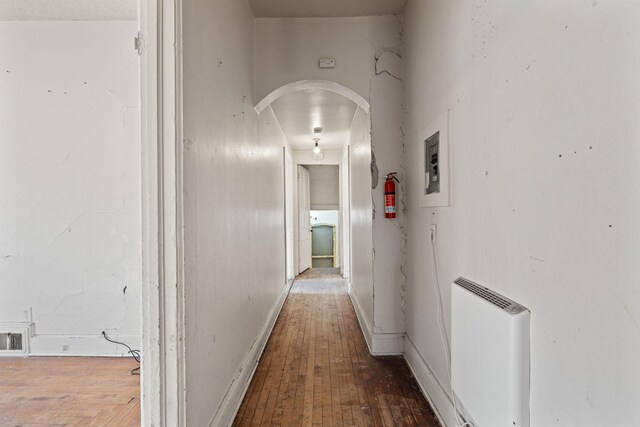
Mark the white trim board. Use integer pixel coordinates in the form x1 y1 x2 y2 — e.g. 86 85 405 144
349 289 373 352
349 290 403 356
208 281 293 427
28 334 141 357
371 332 404 355
139 0 185 422
404 334 458 427
255 80 370 115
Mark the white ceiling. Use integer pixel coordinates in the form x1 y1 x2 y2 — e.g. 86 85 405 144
0 0 136 21
270 89 358 151
250 0 406 18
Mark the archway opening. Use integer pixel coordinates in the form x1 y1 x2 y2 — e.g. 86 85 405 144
256 80 373 290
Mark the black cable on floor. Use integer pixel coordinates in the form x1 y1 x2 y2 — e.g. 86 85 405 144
101 331 141 375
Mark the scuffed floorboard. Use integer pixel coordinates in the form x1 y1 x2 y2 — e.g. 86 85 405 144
234 270 439 426
0 357 140 426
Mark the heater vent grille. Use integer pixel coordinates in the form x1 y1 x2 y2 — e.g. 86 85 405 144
0 332 23 351
454 277 526 314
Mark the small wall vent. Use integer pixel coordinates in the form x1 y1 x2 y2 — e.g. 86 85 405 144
0 323 31 357
454 277 526 314
0 333 23 351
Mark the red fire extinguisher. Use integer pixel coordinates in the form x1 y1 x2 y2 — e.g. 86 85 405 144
384 172 399 219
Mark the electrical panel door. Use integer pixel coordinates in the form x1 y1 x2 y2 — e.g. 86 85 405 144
425 131 440 195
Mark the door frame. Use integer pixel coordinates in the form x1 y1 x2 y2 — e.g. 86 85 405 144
297 165 312 273
139 0 185 424
283 147 295 282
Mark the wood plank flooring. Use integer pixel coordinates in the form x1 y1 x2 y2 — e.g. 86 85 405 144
0 357 140 426
234 270 440 426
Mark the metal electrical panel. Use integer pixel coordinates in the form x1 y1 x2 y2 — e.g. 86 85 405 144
425 131 440 195
419 110 450 208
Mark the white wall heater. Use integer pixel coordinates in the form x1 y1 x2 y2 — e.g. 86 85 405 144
451 277 530 427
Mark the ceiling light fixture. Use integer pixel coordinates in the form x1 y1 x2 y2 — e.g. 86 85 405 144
312 127 323 154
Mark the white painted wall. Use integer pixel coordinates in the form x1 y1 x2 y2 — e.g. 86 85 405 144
0 0 137 21
402 1 640 426
0 21 141 356
370 48 405 340
256 17 405 354
255 16 402 104
292 148 344 165
310 210 339 226
307 165 339 210
181 0 290 424
348 106 375 349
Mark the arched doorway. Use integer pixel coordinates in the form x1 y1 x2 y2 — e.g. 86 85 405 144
255 80 373 290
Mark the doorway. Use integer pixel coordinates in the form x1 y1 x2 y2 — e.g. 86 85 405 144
299 164 341 273
255 82 370 286
297 162 346 278
0 15 143 426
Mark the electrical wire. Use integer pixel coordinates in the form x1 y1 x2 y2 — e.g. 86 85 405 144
429 229 474 427
101 331 140 375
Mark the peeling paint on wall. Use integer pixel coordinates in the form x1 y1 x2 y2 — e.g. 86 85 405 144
403 0 640 425
0 21 142 355
370 39 406 335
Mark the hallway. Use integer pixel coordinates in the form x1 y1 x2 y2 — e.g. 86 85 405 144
233 270 438 426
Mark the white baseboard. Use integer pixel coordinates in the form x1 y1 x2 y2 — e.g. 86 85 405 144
349 291 404 356
371 332 404 355
1 321 139 357
404 334 458 427
28 334 141 357
209 280 293 427
349 289 373 352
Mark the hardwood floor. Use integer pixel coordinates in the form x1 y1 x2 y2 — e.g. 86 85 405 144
0 356 140 426
234 270 440 426
0 271 437 427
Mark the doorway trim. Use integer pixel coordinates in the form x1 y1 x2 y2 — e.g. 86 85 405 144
139 0 185 425
255 80 370 115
